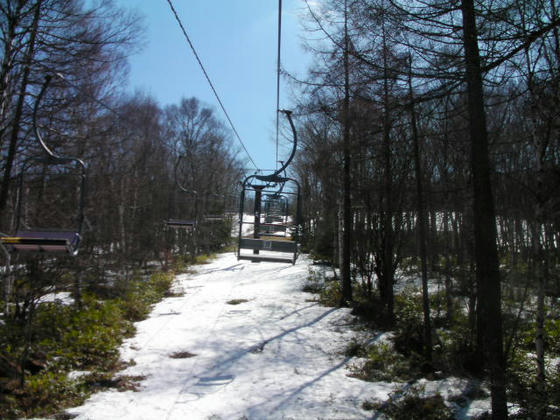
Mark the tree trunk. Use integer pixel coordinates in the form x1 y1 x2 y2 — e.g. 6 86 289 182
443 209 453 323
0 0 42 217
338 199 344 275
532 133 548 420
381 12 395 326
460 0 507 417
408 68 432 362
340 0 352 305
0 1 26 151
534 238 546 420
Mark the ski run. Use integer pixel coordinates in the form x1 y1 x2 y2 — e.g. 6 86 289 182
60 252 494 419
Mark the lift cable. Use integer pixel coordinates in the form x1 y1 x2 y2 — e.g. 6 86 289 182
275 0 283 172
166 0 258 170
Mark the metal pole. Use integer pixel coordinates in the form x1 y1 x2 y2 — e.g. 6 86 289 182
253 185 264 255
1 243 11 315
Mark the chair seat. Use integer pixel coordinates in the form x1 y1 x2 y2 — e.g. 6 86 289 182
238 254 295 264
1 230 80 255
166 219 195 229
238 238 297 265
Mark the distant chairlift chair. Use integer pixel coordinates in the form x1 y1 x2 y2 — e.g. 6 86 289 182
165 156 234 230
165 155 198 231
165 218 196 230
261 192 290 237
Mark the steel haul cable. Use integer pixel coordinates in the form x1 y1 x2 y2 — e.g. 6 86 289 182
275 0 283 172
165 0 259 171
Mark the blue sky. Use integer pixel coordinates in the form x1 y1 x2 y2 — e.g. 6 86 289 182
115 0 312 173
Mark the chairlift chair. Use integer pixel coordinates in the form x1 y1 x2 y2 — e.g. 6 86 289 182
0 76 86 256
165 218 196 230
164 155 200 230
237 110 302 264
166 156 236 229
261 193 290 236
237 176 301 264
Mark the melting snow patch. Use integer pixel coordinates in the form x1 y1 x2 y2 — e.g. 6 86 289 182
68 370 90 381
39 291 74 305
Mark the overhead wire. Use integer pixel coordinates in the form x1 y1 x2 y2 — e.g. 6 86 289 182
275 0 283 171
165 0 259 171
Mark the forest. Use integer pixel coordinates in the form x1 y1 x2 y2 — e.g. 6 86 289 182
1 0 560 419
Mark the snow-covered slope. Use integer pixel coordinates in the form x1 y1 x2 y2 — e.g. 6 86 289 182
65 253 396 419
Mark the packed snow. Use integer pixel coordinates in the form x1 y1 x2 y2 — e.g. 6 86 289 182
64 252 489 419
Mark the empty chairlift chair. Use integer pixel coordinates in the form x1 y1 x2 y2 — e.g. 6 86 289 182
0 76 86 257
237 175 301 264
165 156 199 231
236 110 301 264
165 219 196 230
260 193 290 237
165 156 235 231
